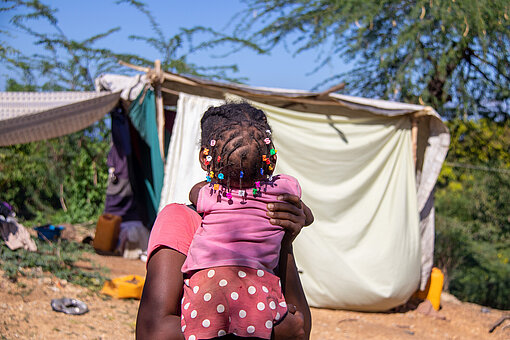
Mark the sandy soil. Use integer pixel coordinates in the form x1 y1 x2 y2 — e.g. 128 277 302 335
1 225 509 340
1 251 508 340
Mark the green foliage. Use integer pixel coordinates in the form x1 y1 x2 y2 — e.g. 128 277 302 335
0 238 107 290
234 0 510 120
435 118 510 309
0 122 110 224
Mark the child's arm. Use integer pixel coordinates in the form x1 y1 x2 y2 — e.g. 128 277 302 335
189 181 208 206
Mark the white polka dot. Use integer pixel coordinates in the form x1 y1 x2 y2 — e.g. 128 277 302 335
239 309 247 318
231 292 239 300
191 310 197 318
247 325 256 334
203 293 212 301
193 286 199 294
279 301 287 308
184 279 190 286
269 301 276 310
181 296 185 303
275 312 281 320
219 279 228 287
278 280 281 287
207 269 215 278
248 286 256 295
184 302 190 310
257 270 265 277
217 304 225 313
181 314 184 320
202 319 210 328
257 302 265 311
262 286 269 293
188 335 196 340
265 320 273 329
218 330 226 336
182 325 186 332
238 270 246 278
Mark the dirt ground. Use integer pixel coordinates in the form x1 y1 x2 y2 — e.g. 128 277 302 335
0 225 509 339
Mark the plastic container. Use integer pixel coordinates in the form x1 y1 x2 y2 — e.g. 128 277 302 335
416 267 444 310
93 213 121 252
100 275 145 299
427 267 444 310
35 225 65 241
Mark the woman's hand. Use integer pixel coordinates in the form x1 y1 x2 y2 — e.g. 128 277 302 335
272 304 306 340
267 194 314 242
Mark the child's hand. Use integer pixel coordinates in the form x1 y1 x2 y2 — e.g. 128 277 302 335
272 303 306 340
266 194 314 242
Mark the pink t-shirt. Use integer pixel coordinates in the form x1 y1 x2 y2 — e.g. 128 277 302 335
181 174 301 274
146 203 202 262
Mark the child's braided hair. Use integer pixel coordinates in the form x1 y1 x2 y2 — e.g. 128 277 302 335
200 102 276 189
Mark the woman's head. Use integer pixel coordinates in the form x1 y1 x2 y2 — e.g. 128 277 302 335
199 102 277 189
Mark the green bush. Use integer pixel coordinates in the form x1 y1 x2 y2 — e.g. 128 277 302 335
434 119 510 309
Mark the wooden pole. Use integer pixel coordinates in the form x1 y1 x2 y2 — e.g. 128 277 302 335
154 60 165 162
412 116 418 170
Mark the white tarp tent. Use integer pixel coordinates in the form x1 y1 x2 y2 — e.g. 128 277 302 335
153 89 449 311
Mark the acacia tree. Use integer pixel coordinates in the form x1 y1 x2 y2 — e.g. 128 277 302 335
234 0 510 120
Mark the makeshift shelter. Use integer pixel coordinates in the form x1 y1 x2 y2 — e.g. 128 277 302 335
0 62 450 311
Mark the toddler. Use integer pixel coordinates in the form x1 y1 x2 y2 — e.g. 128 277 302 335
180 103 311 340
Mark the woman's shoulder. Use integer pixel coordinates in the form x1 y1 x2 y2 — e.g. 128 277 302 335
147 203 202 260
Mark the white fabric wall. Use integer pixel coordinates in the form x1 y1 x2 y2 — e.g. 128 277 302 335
256 101 421 311
160 93 421 311
159 93 224 207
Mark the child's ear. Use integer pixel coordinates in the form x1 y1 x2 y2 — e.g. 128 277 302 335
198 147 208 171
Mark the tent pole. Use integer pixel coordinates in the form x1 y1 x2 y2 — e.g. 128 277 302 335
412 116 418 170
154 60 165 162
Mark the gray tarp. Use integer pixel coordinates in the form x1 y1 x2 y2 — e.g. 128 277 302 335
0 91 120 146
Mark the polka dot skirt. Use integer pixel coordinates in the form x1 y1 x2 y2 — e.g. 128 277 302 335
181 266 288 340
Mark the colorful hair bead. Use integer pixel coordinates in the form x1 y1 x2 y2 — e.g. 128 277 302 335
213 184 219 190
255 181 260 188
238 189 245 196
203 148 209 155
206 175 212 182
240 171 244 178
264 138 271 144
226 192 232 199
262 155 267 161
252 188 258 195
217 156 221 162
210 139 216 146
218 173 224 180
260 168 264 175
210 171 214 177
204 160 210 166
266 130 271 135
206 155 212 162
265 159 270 165
268 165 274 171
270 148 277 155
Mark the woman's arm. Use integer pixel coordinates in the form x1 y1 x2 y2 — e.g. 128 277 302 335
136 247 186 340
268 194 313 340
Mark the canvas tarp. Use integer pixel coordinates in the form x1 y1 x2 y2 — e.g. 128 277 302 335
0 91 120 146
158 92 447 311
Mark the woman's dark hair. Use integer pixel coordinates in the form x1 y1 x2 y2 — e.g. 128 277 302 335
200 102 276 188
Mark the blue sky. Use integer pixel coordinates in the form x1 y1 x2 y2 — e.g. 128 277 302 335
0 0 350 91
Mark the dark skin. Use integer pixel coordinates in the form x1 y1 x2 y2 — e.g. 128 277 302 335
136 194 313 340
